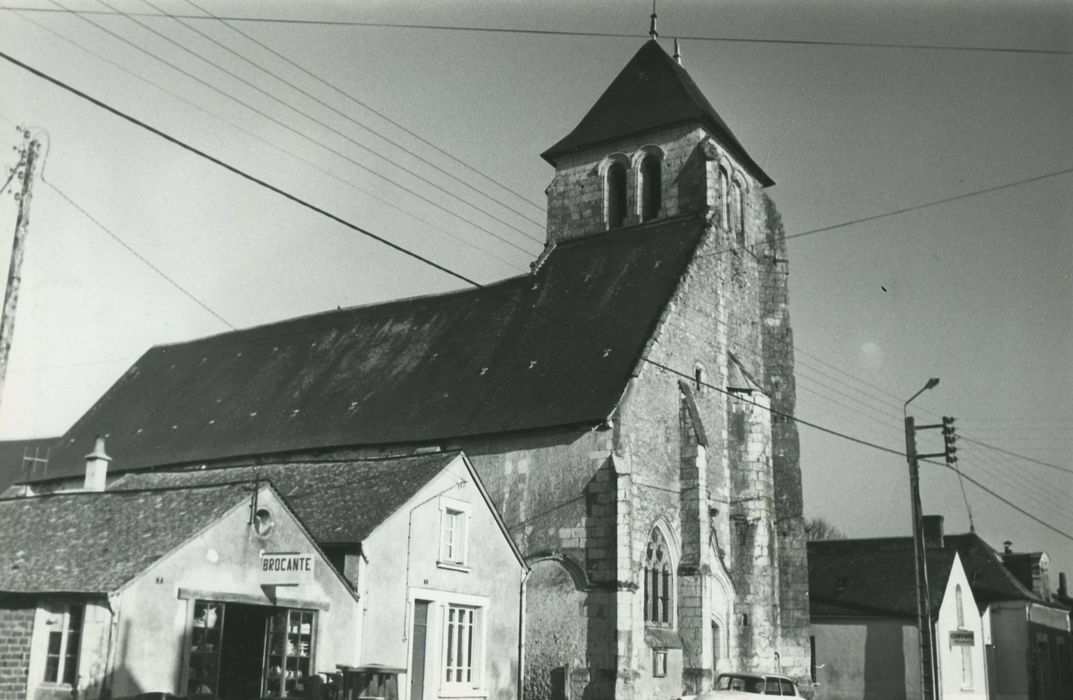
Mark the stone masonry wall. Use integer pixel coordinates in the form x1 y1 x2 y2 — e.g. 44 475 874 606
607 138 808 697
759 195 812 688
459 427 621 699
0 603 34 700
544 125 709 245
612 182 775 698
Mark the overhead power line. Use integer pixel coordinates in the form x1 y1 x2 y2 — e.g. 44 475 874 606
58 0 541 252
181 0 546 215
930 459 1073 543
3 49 1069 545
131 0 543 238
960 434 1073 476
2 6 1070 55
780 169 1073 245
9 8 528 273
43 179 237 330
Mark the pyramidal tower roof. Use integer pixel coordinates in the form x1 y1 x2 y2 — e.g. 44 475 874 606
542 39 773 187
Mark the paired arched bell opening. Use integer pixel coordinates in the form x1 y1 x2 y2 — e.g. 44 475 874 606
602 147 665 230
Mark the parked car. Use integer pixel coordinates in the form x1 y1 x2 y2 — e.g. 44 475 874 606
684 672 800 698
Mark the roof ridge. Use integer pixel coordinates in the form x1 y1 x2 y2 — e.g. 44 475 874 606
0 481 247 502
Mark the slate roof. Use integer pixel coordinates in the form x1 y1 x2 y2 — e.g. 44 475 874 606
0 483 248 594
542 40 773 187
112 453 458 545
945 534 1045 608
808 538 956 619
809 533 1048 620
0 437 58 492
35 216 707 483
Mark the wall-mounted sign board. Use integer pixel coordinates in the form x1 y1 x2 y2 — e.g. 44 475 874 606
260 551 315 585
949 630 975 646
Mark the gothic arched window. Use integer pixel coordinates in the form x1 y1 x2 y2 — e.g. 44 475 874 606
606 162 627 229
956 584 965 627
732 180 745 246
644 528 673 625
718 167 730 229
640 154 662 222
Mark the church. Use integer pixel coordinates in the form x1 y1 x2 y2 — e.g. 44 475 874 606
5 35 810 700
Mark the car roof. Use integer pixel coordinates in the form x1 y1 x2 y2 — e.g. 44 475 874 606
718 672 794 681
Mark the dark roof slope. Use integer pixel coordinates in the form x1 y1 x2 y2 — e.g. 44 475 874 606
0 483 247 594
113 453 457 544
0 437 59 492
945 534 1044 608
38 215 707 483
809 538 955 619
809 533 1048 620
542 40 773 187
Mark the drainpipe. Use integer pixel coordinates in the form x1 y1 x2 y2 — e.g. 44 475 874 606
518 567 531 700
100 592 121 700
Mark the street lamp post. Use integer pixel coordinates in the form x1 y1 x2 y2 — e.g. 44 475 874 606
905 378 940 700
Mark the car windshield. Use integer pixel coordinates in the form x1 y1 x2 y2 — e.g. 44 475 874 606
716 675 766 694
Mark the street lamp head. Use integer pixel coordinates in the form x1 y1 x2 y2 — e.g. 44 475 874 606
904 377 941 412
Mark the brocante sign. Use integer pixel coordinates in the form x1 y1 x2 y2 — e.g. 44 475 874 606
260 551 315 585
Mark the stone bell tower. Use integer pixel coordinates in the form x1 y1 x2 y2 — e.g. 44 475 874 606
532 36 811 698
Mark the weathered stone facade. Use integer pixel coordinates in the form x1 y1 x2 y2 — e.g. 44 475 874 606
466 42 812 699
0 604 33 700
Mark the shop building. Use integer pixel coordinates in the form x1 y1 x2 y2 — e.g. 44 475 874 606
0 448 526 700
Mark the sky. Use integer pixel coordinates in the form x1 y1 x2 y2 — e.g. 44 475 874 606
0 0 1071 578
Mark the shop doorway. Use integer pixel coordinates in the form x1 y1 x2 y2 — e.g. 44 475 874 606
219 604 274 700
188 600 317 700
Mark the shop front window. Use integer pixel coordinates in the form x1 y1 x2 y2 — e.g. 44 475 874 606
265 609 316 697
188 602 224 697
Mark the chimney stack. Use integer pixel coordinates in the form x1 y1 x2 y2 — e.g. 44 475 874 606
1059 572 1068 600
922 514 944 548
1003 541 1013 554
84 435 111 492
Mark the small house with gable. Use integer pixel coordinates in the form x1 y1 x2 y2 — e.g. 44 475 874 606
0 448 526 700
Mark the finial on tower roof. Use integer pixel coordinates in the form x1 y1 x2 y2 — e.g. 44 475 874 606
649 0 658 39
673 38 682 65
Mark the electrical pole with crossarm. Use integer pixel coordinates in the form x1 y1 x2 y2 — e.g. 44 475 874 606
903 377 960 700
0 130 42 415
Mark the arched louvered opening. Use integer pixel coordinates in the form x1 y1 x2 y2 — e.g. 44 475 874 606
607 162 627 229
640 154 662 222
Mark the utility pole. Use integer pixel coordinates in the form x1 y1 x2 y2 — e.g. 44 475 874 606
904 378 939 700
0 131 41 414
903 378 960 700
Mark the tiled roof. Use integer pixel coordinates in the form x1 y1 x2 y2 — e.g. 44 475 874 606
112 453 458 544
37 216 707 482
542 40 773 187
0 483 248 594
808 538 955 619
809 532 1047 620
